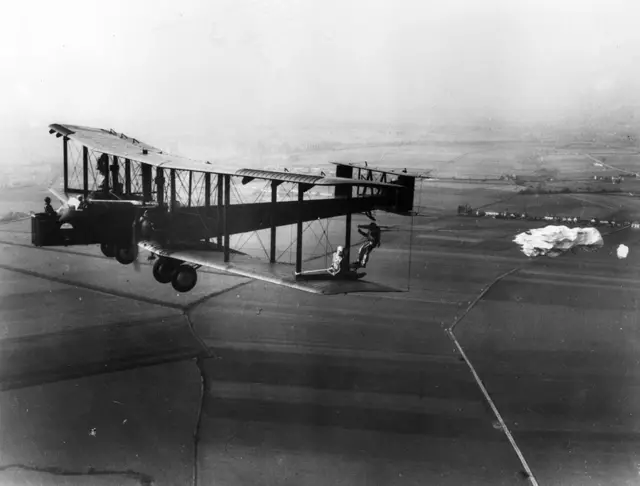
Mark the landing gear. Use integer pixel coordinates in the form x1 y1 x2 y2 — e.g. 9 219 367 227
100 243 115 258
171 265 198 293
151 257 196 292
152 258 179 284
115 245 137 265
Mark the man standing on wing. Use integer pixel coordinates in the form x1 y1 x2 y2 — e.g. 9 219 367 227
328 245 345 276
354 222 381 268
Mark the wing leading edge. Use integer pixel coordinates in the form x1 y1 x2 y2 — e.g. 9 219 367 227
138 241 403 295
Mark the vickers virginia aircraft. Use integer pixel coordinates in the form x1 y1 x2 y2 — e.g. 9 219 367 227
32 124 425 295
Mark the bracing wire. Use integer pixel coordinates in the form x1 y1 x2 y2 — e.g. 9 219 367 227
230 179 250 251
277 219 319 262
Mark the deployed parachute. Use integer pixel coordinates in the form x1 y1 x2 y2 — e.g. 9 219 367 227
513 225 604 257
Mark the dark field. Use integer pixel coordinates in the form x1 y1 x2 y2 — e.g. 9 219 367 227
2 139 640 485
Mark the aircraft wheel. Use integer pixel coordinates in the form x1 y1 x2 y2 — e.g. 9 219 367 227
100 243 116 258
171 265 198 293
153 259 177 284
115 245 136 265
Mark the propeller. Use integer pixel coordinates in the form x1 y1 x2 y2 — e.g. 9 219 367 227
48 188 85 224
48 188 68 205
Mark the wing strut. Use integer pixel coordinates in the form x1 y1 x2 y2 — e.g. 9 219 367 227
111 155 120 196
142 163 152 202
156 167 165 207
204 173 211 246
342 189 353 272
169 169 176 211
223 174 230 262
82 146 89 198
204 173 211 209
124 159 131 195
270 180 278 262
295 184 303 273
216 174 223 249
63 136 69 193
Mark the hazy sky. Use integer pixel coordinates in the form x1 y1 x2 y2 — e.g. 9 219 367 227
2 0 640 160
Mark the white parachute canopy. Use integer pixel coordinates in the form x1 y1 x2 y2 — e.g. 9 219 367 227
617 244 629 259
513 225 604 257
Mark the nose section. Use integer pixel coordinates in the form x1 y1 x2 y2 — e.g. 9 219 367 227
57 204 76 224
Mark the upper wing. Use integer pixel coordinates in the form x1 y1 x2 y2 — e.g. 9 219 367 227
49 123 238 174
49 124 402 190
139 241 403 295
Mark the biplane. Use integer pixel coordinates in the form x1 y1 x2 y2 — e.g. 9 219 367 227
32 124 422 295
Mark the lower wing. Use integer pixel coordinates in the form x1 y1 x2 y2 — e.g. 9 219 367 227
138 241 402 295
